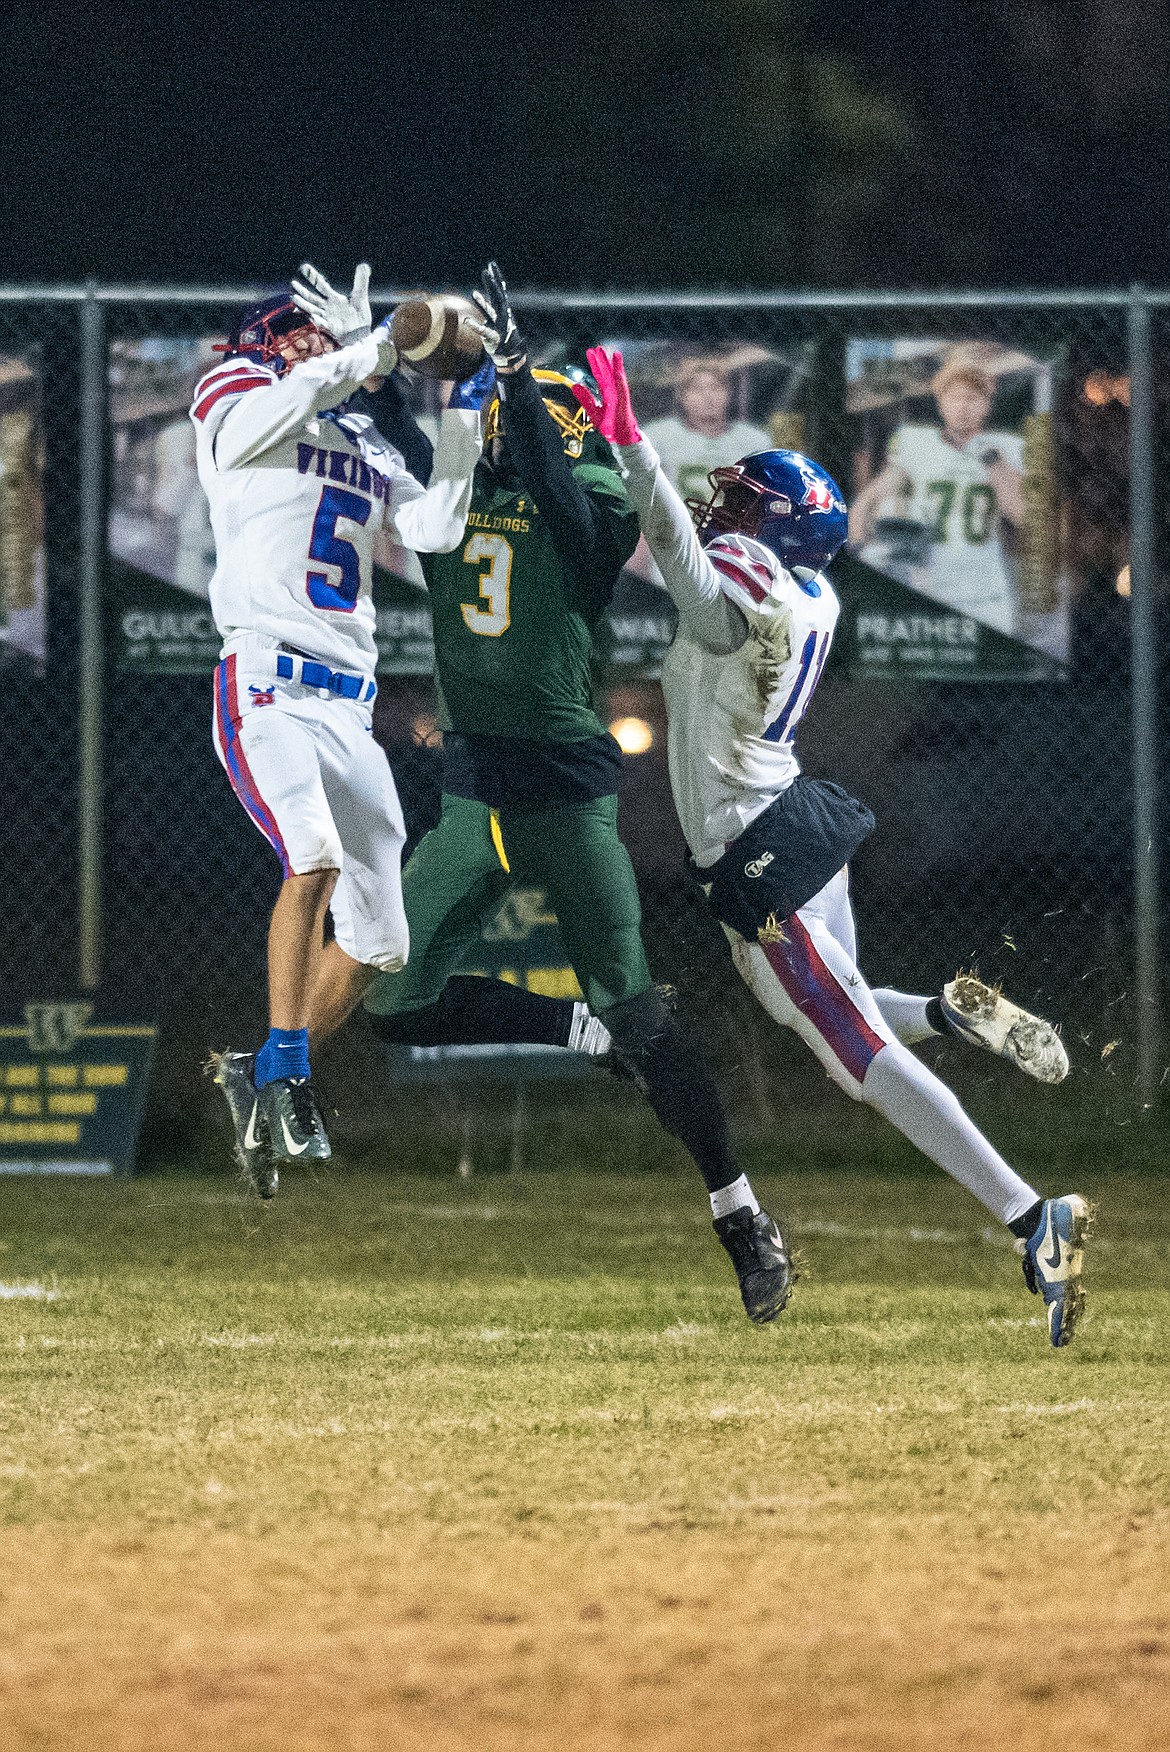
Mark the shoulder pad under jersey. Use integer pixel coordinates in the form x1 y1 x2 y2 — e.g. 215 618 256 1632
571 461 631 505
189 360 276 426
705 532 794 618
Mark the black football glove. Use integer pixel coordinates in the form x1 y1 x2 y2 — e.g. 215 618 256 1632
472 261 527 375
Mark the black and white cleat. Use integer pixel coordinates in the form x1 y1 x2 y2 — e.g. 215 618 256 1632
714 1205 793 1324
207 1049 279 1199
257 1076 331 1165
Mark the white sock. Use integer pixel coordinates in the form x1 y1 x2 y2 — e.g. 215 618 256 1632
862 1042 1039 1225
568 1002 611 1056
872 989 939 1046
710 1174 761 1221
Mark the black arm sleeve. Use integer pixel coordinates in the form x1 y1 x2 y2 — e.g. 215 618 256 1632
499 365 614 573
357 374 434 485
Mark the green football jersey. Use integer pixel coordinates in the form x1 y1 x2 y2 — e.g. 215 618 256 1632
421 461 640 742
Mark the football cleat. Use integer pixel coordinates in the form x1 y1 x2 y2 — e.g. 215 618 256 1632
1019 1194 1092 1347
206 1050 278 1198
941 974 1069 1084
257 1076 331 1163
713 1206 793 1324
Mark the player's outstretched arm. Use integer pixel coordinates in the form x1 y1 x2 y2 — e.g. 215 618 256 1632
575 347 745 655
211 328 397 470
472 261 628 575
360 375 435 485
385 374 486 554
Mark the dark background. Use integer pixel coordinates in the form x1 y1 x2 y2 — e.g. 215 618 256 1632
1 0 1167 293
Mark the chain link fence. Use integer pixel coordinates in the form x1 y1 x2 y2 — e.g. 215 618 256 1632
0 298 82 992
0 287 1165 1151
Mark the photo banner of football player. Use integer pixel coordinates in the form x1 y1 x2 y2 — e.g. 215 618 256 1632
0 351 46 676
587 337 817 676
841 338 1067 681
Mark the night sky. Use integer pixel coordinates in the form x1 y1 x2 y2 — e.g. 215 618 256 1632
2 0 1168 293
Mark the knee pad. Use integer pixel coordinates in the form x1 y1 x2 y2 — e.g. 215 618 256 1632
601 985 737 1192
332 902 408 974
287 845 344 877
602 985 698 1128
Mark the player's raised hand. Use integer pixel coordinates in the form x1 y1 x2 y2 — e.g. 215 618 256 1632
447 357 497 412
573 347 642 446
471 261 527 374
291 262 373 345
369 315 399 377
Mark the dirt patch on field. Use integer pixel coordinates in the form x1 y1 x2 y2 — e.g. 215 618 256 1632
2 1517 1168 1751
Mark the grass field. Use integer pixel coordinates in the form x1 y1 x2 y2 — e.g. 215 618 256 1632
1 1145 1168 1751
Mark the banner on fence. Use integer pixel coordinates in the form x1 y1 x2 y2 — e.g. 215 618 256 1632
0 1002 156 1176
0 351 46 675
844 337 1067 679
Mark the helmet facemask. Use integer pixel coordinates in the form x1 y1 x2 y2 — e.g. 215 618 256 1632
214 297 333 375
687 456 847 574
687 466 790 542
483 369 595 476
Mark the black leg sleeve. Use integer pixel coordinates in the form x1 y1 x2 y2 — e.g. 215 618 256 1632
366 975 575 1049
601 987 740 1194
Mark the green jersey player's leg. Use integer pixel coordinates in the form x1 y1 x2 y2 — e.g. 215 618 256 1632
498 795 757 1246
363 792 512 1020
361 792 611 1057
496 795 649 1014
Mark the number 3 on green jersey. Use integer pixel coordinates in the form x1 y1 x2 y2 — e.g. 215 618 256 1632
461 532 513 637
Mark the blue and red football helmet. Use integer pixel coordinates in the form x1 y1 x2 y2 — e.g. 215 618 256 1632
688 450 848 575
215 291 323 375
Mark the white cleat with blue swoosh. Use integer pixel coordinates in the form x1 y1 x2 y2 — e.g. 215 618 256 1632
1019 1195 1092 1347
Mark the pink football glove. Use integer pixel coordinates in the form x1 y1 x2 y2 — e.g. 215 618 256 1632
572 346 643 446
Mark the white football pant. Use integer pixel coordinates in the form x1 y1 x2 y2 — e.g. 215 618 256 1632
727 867 1040 1226
211 643 408 974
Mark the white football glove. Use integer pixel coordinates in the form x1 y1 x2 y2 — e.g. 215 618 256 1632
370 316 398 377
291 261 373 345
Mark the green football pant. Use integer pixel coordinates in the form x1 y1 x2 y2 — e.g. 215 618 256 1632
363 791 652 1020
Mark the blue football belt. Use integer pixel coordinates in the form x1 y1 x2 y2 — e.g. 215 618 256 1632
274 653 376 701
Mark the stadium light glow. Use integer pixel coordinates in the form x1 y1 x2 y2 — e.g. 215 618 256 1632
1083 370 1131 407
609 715 654 754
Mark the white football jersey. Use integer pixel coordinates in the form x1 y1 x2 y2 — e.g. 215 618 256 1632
662 533 839 865
865 422 1025 634
620 438 840 863
191 336 479 673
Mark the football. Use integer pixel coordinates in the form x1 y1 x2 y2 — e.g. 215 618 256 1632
389 293 486 382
